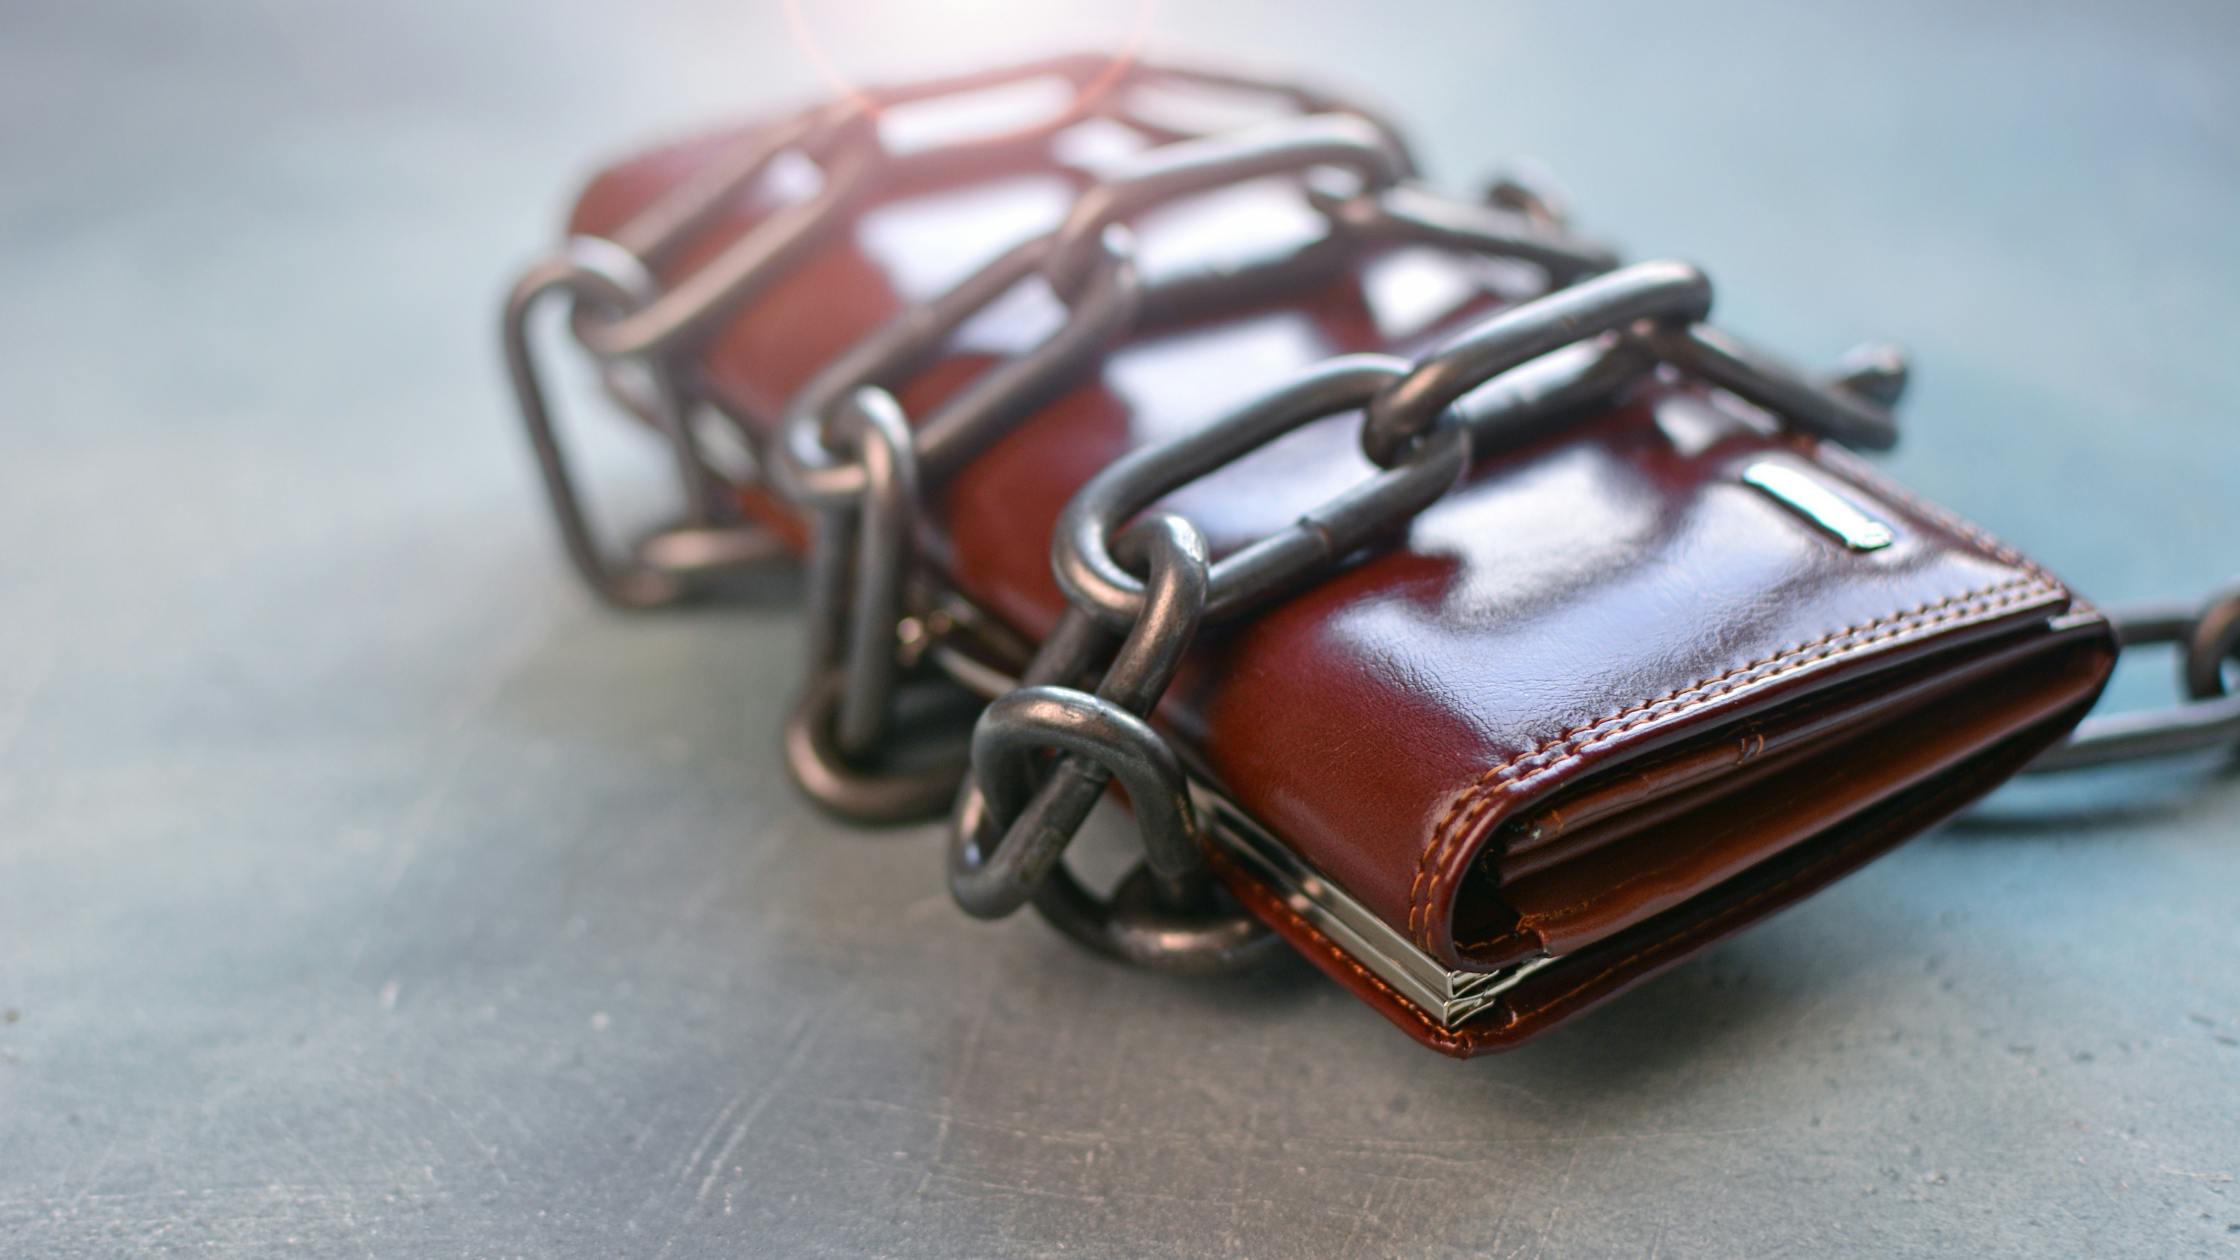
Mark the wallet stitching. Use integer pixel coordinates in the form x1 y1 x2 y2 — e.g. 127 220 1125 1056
1409 575 2052 948
1475 584 2050 931
1488 582 2052 802
1404 574 2059 950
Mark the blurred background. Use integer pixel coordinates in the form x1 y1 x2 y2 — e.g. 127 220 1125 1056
2 2 2235 1257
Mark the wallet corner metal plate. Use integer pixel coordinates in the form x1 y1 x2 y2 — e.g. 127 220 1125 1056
1196 788 1554 1031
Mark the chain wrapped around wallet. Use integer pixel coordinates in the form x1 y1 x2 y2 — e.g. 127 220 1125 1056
502 53 2240 1057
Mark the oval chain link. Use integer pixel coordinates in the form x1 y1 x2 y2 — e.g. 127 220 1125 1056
1356 260 1901 468
1041 111 1407 302
2026 585 2240 772
948 516 1281 971
1054 355 1462 629
776 234 1142 822
502 237 788 608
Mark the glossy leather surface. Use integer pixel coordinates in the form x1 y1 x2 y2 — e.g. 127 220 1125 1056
568 115 2115 1056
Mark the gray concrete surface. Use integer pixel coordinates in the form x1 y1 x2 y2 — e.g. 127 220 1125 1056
3 1 2236 1256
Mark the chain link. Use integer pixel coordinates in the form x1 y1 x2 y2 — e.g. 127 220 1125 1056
948 516 1281 971
1357 259 1904 468
774 231 1143 821
502 236 784 608
1055 355 1466 627
951 517 1206 915
2027 585 2240 772
1041 111 1405 301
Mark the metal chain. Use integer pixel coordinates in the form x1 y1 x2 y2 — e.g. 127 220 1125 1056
947 516 1281 971
502 102 866 608
506 57 2236 975
2026 585 2240 772
1053 260 1898 632
772 229 1145 822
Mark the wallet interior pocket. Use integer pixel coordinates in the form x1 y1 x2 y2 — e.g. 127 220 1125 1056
1450 623 2114 966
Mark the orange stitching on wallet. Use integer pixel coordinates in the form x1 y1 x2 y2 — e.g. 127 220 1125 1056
1402 574 2057 948
1495 583 2048 797
1415 573 2051 937
1413 578 2053 947
1405 577 2030 940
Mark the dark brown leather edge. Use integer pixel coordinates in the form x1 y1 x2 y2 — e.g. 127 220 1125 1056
1419 575 2071 967
1216 619 2113 1058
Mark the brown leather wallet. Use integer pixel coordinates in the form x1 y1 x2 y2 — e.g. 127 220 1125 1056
553 97 2117 1057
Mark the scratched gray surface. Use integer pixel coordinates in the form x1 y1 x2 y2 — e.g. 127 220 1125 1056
3 1 2237 1256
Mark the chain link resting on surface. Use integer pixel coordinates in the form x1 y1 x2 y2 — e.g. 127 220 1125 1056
504 54 2237 974
2026 585 2240 772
